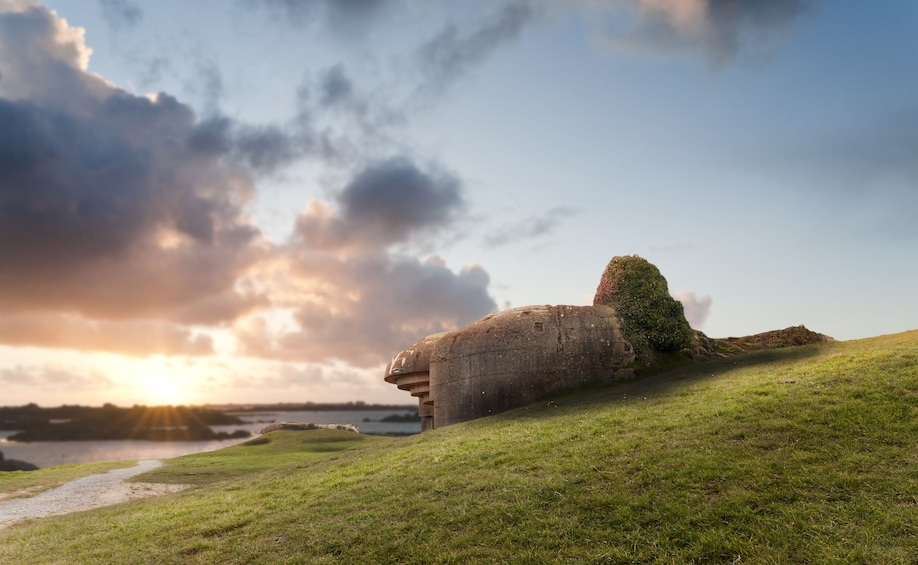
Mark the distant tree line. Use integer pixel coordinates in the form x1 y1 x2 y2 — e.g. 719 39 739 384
0 405 250 442
201 401 418 412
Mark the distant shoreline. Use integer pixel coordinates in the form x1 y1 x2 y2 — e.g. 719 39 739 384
1 402 418 412
0 405 421 447
204 402 419 412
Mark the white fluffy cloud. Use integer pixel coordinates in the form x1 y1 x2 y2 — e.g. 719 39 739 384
674 290 712 329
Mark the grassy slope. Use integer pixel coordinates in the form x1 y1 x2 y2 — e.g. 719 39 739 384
2 331 917 564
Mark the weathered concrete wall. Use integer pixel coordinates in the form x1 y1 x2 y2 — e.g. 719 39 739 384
385 332 444 431
385 305 636 429
428 305 634 427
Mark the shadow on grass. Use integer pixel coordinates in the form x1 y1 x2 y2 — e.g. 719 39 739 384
498 343 832 421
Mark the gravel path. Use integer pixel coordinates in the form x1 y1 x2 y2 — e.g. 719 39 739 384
0 460 186 529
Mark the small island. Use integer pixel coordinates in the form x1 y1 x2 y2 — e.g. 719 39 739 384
362 411 421 423
0 404 251 442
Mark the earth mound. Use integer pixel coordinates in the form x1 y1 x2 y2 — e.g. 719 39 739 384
691 325 835 361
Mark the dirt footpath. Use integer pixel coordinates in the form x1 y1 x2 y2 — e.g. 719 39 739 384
0 460 188 530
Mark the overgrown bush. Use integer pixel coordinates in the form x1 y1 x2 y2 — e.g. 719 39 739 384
594 255 694 361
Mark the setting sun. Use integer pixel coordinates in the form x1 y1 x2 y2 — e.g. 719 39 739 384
139 372 188 406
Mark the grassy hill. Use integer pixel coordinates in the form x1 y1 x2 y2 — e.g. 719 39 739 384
2 331 917 564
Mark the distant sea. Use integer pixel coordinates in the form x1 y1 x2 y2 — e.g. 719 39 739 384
0 409 420 469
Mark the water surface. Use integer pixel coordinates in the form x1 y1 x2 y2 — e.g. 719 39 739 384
0 410 419 469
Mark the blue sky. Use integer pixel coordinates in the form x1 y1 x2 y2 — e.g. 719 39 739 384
1 0 916 407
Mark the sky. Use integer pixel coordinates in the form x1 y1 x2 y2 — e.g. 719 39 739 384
0 0 916 408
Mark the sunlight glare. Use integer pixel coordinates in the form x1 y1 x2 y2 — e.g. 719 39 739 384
139 372 188 406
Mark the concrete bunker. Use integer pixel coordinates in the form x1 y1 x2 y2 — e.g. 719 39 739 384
386 304 635 430
386 255 833 430
385 255 702 429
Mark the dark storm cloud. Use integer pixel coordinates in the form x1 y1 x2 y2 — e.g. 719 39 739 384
0 3 265 349
483 206 580 248
337 159 465 241
0 94 182 260
0 90 266 323
294 158 466 250
97 0 142 31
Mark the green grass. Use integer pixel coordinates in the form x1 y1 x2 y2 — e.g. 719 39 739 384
138 429 381 487
2 331 918 563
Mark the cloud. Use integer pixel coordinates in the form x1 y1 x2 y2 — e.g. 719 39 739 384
247 0 813 73
415 2 535 96
236 158 495 367
0 313 214 357
226 363 368 390
673 291 712 329
97 0 142 31
237 3 539 166
294 158 466 250
242 0 393 35
188 115 312 175
589 0 820 63
484 206 580 248
318 64 354 107
0 3 265 339
135 56 170 88
236 255 495 366
294 65 408 162
0 3 500 370
187 59 224 115
0 364 115 392
0 2 96 106
229 363 327 389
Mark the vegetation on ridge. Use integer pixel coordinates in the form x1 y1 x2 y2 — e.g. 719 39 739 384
594 255 695 363
2 331 918 563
